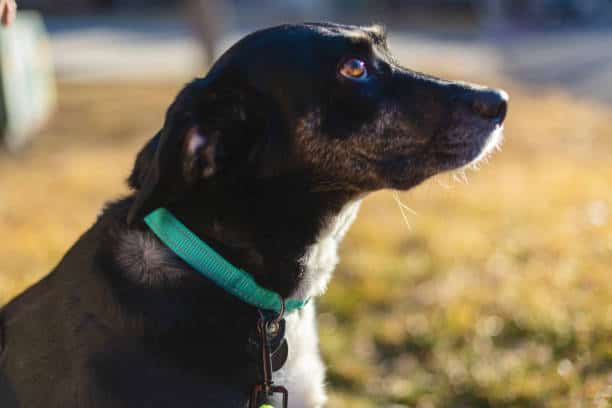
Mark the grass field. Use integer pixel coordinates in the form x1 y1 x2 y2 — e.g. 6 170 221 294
1 78 611 407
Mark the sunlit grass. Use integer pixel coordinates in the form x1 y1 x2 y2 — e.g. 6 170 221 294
1 79 611 407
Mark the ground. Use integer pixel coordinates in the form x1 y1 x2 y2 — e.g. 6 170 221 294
1 78 611 407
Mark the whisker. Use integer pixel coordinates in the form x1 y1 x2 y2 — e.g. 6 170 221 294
435 174 452 189
393 191 418 215
392 191 415 231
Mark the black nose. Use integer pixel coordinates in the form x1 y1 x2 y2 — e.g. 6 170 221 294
468 89 508 122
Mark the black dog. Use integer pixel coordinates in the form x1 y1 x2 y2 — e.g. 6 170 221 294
0 23 507 407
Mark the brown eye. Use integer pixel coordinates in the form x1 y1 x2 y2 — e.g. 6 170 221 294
339 58 368 80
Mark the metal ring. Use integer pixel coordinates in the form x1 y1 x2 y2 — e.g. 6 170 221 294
256 298 285 334
274 298 286 322
264 299 285 337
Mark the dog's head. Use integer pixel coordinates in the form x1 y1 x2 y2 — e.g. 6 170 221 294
127 22 507 223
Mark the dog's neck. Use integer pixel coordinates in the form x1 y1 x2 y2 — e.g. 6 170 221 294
119 180 361 300
293 197 361 300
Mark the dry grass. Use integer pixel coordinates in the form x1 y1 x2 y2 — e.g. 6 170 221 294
1 78 611 407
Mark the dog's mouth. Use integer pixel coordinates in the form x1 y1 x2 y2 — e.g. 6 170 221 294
382 119 504 191
436 119 505 172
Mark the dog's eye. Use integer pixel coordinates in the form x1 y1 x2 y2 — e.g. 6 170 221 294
339 58 368 80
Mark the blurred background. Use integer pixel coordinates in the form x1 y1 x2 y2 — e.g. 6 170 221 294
1 1 611 407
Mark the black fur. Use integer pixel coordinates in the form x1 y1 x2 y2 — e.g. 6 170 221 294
0 23 507 407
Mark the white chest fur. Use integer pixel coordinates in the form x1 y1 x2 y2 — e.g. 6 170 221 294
271 303 326 408
272 199 361 407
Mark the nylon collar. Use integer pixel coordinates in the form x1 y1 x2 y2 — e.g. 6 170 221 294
144 208 308 313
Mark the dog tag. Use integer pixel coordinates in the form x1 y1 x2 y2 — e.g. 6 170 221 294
271 340 288 372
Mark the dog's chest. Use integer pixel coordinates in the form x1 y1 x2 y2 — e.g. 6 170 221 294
271 302 326 408
269 200 360 407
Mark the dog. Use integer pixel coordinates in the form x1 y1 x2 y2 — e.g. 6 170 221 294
0 22 507 407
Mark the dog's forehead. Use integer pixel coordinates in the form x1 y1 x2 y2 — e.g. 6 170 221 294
303 22 386 43
233 23 385 55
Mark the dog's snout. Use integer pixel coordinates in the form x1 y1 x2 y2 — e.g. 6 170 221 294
467 89 508 122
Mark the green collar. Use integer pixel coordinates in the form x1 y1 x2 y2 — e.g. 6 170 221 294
144 208 308 314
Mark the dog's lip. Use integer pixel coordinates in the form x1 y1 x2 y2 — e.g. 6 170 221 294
440 123 504 170
425 123 505 171
475 123 504 158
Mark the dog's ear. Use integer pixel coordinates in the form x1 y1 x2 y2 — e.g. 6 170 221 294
127 130 161 190
126 78 242 225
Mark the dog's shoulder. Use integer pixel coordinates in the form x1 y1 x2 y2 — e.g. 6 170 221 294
0 211 121 405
